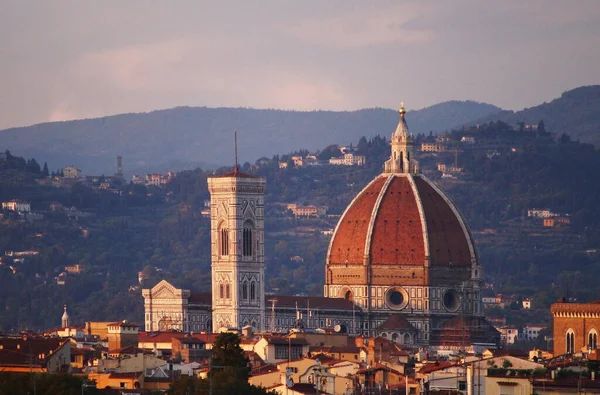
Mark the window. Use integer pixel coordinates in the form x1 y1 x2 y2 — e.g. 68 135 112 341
243 222 254 256
589 330 598 349
220 227 229 256
566 329 575 354
275 344 303 360
242 281 248 300
250 282 256 300
219 283 224 299
226 283 230 299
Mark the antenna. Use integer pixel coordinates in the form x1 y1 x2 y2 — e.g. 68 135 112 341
234 131 239 171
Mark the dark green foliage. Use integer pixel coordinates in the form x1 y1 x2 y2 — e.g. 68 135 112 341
473 85 600 146
0 373 99 395
166 333 277 395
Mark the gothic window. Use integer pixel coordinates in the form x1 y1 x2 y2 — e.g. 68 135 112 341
566 329 575 354
242 281 248 300
226 283 230 299
403 333 411 345
589 330 598 349
243 221 254 257
219 283 224 299
219 226 229 256
250 281 256 300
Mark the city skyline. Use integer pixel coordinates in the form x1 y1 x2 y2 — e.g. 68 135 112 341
1 1 599 129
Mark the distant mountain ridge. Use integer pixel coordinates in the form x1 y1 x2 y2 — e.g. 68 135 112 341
0 100 502 175
471 85 600 146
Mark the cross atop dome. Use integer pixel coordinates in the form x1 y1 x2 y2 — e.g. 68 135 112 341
399 101 406 118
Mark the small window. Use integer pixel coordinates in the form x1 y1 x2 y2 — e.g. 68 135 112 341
250 282 256 300
220 228 229 256
243 222 254 256
226 284 230 299
242 282 248 300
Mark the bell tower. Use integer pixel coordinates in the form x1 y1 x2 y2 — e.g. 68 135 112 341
207 162 266 332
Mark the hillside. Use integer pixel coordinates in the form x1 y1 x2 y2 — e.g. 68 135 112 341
2 121 600 330
0 101 500 176
472 85 600 146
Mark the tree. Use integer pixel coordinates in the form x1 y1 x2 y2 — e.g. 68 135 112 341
167 332 277 395
42 162 49 177
559 133 571 144
537 120 546 134
317 144 340 160
211 332 250 382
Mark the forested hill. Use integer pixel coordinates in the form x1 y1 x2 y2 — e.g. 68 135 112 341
2 120 600 331
472 85 600 146
0 101 500 176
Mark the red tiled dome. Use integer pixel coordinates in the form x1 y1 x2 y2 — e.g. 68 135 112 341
327 173 476 269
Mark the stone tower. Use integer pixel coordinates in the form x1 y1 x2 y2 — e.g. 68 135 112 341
207 166 266 331
61 305 70 328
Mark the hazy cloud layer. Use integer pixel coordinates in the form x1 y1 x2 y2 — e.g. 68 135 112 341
1 0 599 129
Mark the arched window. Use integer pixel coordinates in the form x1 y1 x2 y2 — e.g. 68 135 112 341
219 283 224 299
566 329 575 354
589 329 598 350
220 227 229 256
403 333 411 345
243 222 254 257
225 283 230 299
242 281 248 300
250 282 256 300
391 333 398 342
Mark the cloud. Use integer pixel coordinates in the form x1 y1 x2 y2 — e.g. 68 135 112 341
74 39 196 91
286 3 435 49
48 103 77 123
259 76 349 111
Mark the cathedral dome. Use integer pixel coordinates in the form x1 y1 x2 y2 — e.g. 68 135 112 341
326 173 476 270
325 103 480 294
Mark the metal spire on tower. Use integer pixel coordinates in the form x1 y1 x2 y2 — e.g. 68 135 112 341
234 131 239 174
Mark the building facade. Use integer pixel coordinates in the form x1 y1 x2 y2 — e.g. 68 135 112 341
62 166 81 179
2 200 31 213
552 300 600 355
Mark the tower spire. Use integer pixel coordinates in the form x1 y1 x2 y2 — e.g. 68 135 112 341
234 131 239 174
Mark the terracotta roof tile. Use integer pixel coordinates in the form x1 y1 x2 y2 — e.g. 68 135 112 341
328 174 476 273
413 176 471 266
371 176 425 265
378 315 417 331
329 176 387 265
189 292 211 304
270 294 355 310
418 361 456 374
211 167 258 179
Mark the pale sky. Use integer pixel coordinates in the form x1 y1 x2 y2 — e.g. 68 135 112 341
1 0 599 130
